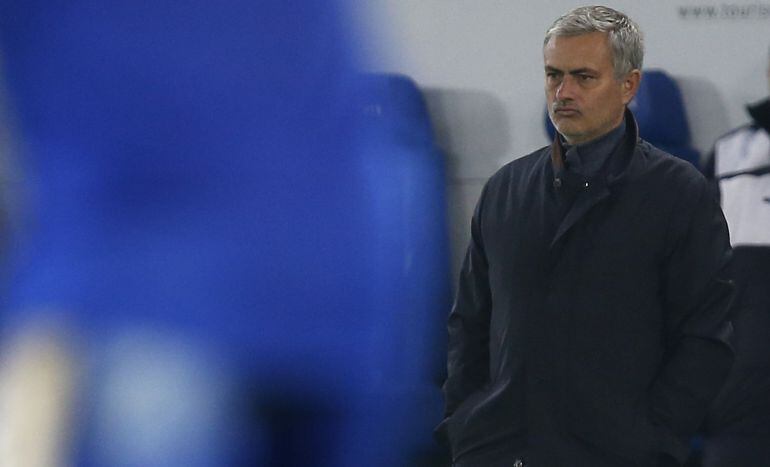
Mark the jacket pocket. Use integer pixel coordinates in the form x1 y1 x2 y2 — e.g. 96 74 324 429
568 391 658 466
446 383 525 461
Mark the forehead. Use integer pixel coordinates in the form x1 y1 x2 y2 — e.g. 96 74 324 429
543 31 613 70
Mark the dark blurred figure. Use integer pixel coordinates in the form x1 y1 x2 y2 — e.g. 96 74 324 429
701 49 770 467
0 2 449 466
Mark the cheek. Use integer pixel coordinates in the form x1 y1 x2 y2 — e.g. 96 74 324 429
590 89 620 113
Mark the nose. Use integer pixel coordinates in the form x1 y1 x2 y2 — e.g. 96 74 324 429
555 75 577 100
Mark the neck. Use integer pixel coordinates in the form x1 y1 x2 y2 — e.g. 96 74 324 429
563 117 625 147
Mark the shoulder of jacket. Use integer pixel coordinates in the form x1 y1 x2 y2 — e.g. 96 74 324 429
714 123 760 145
486 145 549 187
637 138 707 190
712 124 764 161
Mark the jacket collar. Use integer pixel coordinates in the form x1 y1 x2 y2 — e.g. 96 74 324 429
550 107 640 185
747 97 770 134
548 108 640 249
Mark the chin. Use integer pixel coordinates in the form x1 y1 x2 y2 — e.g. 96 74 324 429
554 123 580 139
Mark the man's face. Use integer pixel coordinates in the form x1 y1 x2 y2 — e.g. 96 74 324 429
544 31 639 145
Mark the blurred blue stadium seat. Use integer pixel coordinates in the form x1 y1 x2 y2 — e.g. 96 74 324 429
0 2 450 466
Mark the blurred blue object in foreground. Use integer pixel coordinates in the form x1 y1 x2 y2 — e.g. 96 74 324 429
0 1 450 466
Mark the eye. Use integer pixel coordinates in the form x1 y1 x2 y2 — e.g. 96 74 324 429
577 74 595 82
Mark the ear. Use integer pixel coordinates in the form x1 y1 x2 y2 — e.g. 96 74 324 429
620 69 642 105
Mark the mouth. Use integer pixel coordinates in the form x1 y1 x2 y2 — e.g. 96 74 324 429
553 107 580 117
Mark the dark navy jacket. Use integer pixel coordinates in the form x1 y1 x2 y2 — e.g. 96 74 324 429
438 110 734 467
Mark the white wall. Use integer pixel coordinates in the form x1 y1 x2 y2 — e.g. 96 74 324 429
353 0 770 278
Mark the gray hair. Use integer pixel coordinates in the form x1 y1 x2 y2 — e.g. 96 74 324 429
544 5 644 79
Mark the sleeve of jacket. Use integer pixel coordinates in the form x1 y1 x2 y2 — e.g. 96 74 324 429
649 174 735 463
434 182 493 446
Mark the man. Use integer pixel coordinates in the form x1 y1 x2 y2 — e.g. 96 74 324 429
436 6 735 467
700 49 770 467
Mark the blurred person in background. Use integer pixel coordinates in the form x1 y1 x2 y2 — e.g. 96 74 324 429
437 6 734 467
0 1 449 466
700 47 770 467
